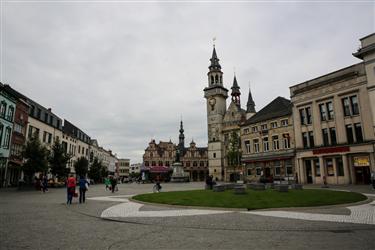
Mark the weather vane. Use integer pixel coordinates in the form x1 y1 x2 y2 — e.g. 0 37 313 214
213 37 216 47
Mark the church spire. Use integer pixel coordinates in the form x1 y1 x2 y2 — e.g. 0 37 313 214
207 45 223 86
178 120 185 151
246 85 256 113
231 75 241 106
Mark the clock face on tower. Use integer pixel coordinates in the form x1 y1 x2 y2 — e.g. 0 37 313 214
209 98 216 111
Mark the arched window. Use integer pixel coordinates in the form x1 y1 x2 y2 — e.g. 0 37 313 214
215 75 218 83
7 106 14 121
220 76 222 83
211 75 214 85
0 101 7 118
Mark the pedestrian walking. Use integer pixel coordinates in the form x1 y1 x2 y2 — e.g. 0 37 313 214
110 176 117 193
66 174 76 205
104 177 110 191
42 175 48 193
79 176 89 204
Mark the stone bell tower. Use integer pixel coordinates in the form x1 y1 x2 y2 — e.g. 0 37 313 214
203 45 228 181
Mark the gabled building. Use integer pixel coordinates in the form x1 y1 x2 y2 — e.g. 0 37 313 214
143 121 208 181
241 97 295 183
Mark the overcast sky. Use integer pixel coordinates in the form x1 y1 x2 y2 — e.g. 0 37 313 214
1 1 374 163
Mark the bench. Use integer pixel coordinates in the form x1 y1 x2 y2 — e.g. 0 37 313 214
251 183 266 191
275 184 289 192
291 184 303 190
213 185 225 192
234 186 246 194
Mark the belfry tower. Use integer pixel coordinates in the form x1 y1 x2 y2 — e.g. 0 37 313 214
203 45 228 181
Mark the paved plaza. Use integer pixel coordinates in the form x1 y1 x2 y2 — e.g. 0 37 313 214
1 182 375 250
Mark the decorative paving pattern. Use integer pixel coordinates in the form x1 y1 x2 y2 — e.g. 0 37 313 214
244 200 375 225
89 194 375 225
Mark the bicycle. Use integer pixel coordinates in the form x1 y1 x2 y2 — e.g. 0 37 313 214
153 183 162 193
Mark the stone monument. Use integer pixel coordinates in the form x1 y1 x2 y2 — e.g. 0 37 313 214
170 149 189 182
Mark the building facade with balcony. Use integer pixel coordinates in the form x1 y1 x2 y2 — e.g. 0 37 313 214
241 97 295 183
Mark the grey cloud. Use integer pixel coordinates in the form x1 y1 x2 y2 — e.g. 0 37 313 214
3 2 374 162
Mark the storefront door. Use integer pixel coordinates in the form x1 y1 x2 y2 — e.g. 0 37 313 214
305 160 313 184
355 166 371 184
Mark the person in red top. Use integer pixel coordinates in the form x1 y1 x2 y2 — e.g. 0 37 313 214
66 174 76 205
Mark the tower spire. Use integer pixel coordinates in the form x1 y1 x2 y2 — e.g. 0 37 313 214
231 74 241 106
246 83 256 113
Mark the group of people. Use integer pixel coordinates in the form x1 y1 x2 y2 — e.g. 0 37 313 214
104 176 118 193
66 174 89 205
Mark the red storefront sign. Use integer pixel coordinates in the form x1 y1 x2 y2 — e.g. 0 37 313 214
312 146 350 155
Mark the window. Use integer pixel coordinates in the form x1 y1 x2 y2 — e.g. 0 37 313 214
272 135 279 150
263 137 269 152
56 120 60 129
274 161 281 176
319 103 327 121
200 161 204 167
252 126 258 133
244 128 249 134
271 122 278 128
4 127 11 148
0 124 3 146
322 128 329 146
43 131 47 142
14 123 23 134
336 157 344 176
7 107 14 121
302 132 308 148
253 139 260 153
281 119 288 127
306 107 312 124
151 161 156 166
48 133 52 144
44 113 48 123
299 109 306 125
342 95 360 116
158 161 163 166
314 159 320 176
50 116 53 125
37 108 41 119
193 161 198 167
286 160 293 176
354 123 363 142
256 167 261 176
325 158 334 176
0 101 7 118
308 131 314 147
350 96 359 115
186 161 191 167
213 153 216 158
327 102 334 120
78 145 81 153
261 124 268 131
30 105 35 116
283 133 290 149
346 124 354 144
342 98 351 116
247 169 252 176
300 107 312 125
145 161 149 167
244 140 251 153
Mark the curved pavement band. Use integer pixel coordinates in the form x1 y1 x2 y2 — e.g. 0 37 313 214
89 194 375 225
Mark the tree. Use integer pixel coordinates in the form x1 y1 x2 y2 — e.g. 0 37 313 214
227 131 242 181
49 138 71 180
88 157 103 182
22 133 49 183
74 157 89 177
